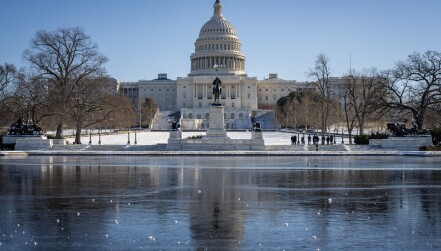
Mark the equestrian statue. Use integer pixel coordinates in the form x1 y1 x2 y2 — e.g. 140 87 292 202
212 77 222 104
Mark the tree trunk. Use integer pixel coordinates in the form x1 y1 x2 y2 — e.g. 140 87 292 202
74 124 83 144
55 122 63 138
348 130 353 145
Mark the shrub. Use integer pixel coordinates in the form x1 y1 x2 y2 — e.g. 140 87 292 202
187 135 204 139
354 135 370 145
0 130 7 148
369 132 388 139
420 145 441 151
46 134 56 139
431 128 441 145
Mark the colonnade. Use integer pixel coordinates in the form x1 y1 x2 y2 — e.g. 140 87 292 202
193 83 241 100
191 57 244 71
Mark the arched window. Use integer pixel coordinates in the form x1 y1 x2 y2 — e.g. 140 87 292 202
205 113 210 119
189 113 193 119
230 113 235 119
197 114 201 119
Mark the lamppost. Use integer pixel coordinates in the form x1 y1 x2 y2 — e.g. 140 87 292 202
127 128 131 145
98 129 101 145
333 128 336 144
89 130 92 145
341 127 344 144
134 130 137 145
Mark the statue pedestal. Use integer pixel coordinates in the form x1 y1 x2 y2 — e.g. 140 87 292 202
204 105 230 139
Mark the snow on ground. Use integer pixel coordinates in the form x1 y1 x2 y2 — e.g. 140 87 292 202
64 131 293 146
65 131 352 146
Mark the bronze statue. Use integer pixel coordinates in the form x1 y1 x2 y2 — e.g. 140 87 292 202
212 77 222 104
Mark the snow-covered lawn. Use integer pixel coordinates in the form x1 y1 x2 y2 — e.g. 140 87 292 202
65 131 312 146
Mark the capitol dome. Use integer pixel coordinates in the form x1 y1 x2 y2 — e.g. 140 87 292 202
189 0 246 76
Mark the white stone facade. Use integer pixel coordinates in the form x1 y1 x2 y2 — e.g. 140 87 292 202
119 1 314 129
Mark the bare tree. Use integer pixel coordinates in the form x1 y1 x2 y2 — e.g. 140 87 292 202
67 77 115 144
101 94 136 130
309 54 332 135
377 50 441 130
23 27 108 138
342 69 383 135
140 97 158 128
0 63 17 101
0 63 18 127
13 72 51 124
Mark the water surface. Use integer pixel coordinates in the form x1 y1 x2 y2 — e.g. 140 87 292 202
0 156 440 250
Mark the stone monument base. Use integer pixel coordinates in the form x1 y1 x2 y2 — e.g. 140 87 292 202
3 135 52 150
167 104 265 151
167 132 265 151
369 136 433 151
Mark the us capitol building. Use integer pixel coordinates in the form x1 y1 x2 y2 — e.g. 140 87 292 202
119 0 316 130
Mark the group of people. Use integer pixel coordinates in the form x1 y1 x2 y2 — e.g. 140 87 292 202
291 133 335 145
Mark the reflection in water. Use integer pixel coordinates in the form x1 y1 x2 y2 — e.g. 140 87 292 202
0 156 440 250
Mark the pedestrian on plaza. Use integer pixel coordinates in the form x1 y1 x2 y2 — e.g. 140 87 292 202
330 135 334 144
326 135 330 145
293 135 297 145
301 136 305 145
321 135 325 145
308 135 311 145
291 136 295 145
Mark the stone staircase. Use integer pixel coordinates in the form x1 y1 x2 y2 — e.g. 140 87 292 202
151 111 172 130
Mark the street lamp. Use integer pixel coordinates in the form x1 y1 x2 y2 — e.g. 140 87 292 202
98 129 101 145
333 128 336 144
341 127 344 144
134 130 137 145
127 128 131 145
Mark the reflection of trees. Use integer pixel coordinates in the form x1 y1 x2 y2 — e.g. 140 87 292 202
1 156 441 249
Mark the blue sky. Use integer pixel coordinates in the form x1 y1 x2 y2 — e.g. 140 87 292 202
1 0 440 82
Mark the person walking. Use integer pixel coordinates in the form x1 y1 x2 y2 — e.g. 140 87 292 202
291 136 295 145
308 135 311 145
326 135 330 145
293 135 297 145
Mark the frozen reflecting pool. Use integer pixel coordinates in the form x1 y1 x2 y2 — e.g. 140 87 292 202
1 156 441 250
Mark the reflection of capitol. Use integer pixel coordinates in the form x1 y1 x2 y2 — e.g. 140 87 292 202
119 0 314 130
3 157 441 249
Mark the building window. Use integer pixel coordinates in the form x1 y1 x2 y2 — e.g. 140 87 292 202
239 113 243 119
197 114 201 119
232 102 235 108
189 113 193 119
248 93 250 98
273 94 277 101
248 86 250 89
265 96 269 101
205 113 209 119
230 113 235 119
